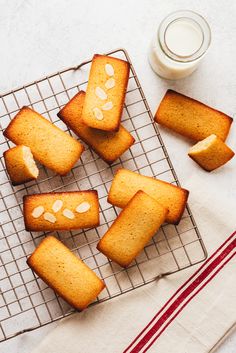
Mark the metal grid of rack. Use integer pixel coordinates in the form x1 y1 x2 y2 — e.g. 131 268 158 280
0 48 207 342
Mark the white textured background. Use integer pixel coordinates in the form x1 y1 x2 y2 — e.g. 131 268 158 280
0 0 235 352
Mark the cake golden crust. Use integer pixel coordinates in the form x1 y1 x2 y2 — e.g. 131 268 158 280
3 106 84 175
27 236 105 310
97 191 168 267
155 90 233 142
107 168 189 224
3 145 39 186
23 191 99 231
188 134 235 171
82 54 130 131
57 91 135 164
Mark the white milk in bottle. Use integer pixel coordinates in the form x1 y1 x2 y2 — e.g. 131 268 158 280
148 11 211 80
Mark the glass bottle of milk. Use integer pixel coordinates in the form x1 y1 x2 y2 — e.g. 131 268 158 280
148 10 211 80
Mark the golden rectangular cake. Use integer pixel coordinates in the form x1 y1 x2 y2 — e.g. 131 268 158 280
107 168 189 224
3 106 84 175
23 191 99 231
82 54 130 131
3 145 39 185
188 134 235 171
155 90 233 142
97 191 168 267
57 91 135 164
27 236 105 310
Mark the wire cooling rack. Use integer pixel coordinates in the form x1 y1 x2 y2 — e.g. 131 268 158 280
0 48 207 342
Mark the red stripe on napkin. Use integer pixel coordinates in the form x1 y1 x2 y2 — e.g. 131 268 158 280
124 232 236 353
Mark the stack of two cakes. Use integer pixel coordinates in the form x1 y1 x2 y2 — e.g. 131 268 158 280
58 54 135 164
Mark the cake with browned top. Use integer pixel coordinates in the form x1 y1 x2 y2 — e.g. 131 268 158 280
107 168 189 224
188 134 235 171
82 54 130 131
23 191 99 231
98 191 168 267
4 106 84 175
3 145 39 185
58 91 134 164
155 90 233 142
27 236 105 310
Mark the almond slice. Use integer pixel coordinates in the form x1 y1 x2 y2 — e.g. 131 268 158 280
62 208 75 219
52 199 63 213
93 107 104 120
105 63 114 76
95 87 107 100
76 202 91 213
32 206 44 218
105 78 115 89
43 212 56 223
102 101 113 111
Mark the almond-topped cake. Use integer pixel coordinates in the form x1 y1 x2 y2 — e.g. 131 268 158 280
57 90 135 164
107 168 189 225
3 145 39 185
98 191 168 267
3 106 84 175
82 54 130 131
27 236 105 310
155 90 233 142
23 191 99 231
